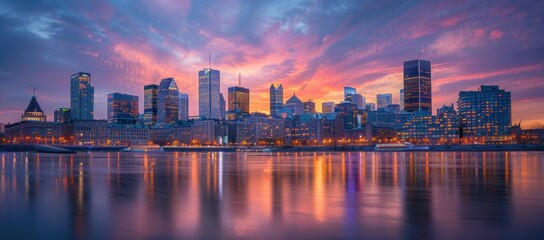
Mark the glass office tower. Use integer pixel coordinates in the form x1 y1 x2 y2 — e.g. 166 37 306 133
270 83 283 117
157 78 179 124
403 59 431 112
144 84 158 126
107 93 139 124
198 68 221 119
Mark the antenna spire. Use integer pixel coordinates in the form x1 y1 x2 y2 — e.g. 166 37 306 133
33 88 36 97
208 53 211 69
238 73 241 87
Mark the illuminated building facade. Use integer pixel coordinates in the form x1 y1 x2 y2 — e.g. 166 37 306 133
228 86 250 113
144 84 158 126
179 93 189 121
198 68 221 119
458 85 511 137
403 59 431 112
107 93 139 124
344 86 356 102
70 72 94 120
157 78 179 124
21 95 47 122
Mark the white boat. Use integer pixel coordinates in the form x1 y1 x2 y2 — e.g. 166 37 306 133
121 145 164 152
375 142 414 151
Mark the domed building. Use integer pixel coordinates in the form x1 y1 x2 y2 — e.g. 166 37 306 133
21 93 46 122
282 93 304 116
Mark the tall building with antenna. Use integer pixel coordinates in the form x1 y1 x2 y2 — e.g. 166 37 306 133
227 73 250 120
198 54 221 119
403 59 431 112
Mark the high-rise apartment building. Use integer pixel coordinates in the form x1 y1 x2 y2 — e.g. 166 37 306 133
70 72 94 120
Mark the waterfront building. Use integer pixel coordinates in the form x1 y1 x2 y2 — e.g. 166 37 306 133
322 102 335 113
54 108 71 123
344 86 356 102
21 94 47 122
193 119 228 145
322 112 345 141
107 124 149 146
458 85 511 137
178 93 189 121
199 68 221 119
4 121 62 144
157 78 179 124
270 83 283 117
144 84 159 126
107 93 139 124
285 113 323 144
377 93 393 109
63 120 108 145
399 104 460 144
170 122 194 145
70 72 94 120
403 59 431 112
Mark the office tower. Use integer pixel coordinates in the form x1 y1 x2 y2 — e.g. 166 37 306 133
54 108 71 123
178 93 189 121
228 86 250 113
351 93 364 108
284 93 304 115
322 102 335 113
21 93 46 122
400 89 405 110
144 84 158 126
403 59 431 112
270 83 283 117
107 93 139 124
70 72 94 120
457 85 512 137
157 78 179 124
377 93 393 109
344 86 356 102
303 99 316 113
335 101 358 130
220 93 226 120
198 68 221 119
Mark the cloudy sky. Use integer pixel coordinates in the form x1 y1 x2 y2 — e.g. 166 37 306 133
0 0 543 127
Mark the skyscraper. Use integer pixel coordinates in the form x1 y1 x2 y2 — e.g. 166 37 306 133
400 89 405 110
157 78 179 124
178 93 189 121
458 85 511 137
198 68 221 119
228 86 250 113
377 93 393 109
403 59 431 112
54 108 71 123
107 93 139 124
144 84 158 126
344 87 356 102
270 83 283 117
70 72 94 120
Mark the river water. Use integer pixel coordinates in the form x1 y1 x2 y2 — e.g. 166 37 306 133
0 151 543 240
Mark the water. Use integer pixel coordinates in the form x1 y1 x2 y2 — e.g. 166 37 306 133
0 151 543 240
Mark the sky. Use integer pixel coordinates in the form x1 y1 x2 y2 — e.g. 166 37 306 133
0 0 543 128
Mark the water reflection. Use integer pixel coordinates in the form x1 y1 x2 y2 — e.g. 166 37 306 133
0 151 543 240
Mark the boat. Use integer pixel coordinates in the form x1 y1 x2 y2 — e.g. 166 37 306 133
375 142 414 151
121 145 164 152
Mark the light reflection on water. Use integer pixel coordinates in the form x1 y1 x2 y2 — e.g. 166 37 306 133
0 151 543 240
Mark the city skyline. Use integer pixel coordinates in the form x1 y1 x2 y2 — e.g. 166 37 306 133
0 1 543 127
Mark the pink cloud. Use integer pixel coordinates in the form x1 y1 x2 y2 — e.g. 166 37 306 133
489 29 505 40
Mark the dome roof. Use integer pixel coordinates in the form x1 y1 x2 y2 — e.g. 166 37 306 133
286 93 301 103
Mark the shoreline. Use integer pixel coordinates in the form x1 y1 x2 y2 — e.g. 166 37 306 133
1 144 544 153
